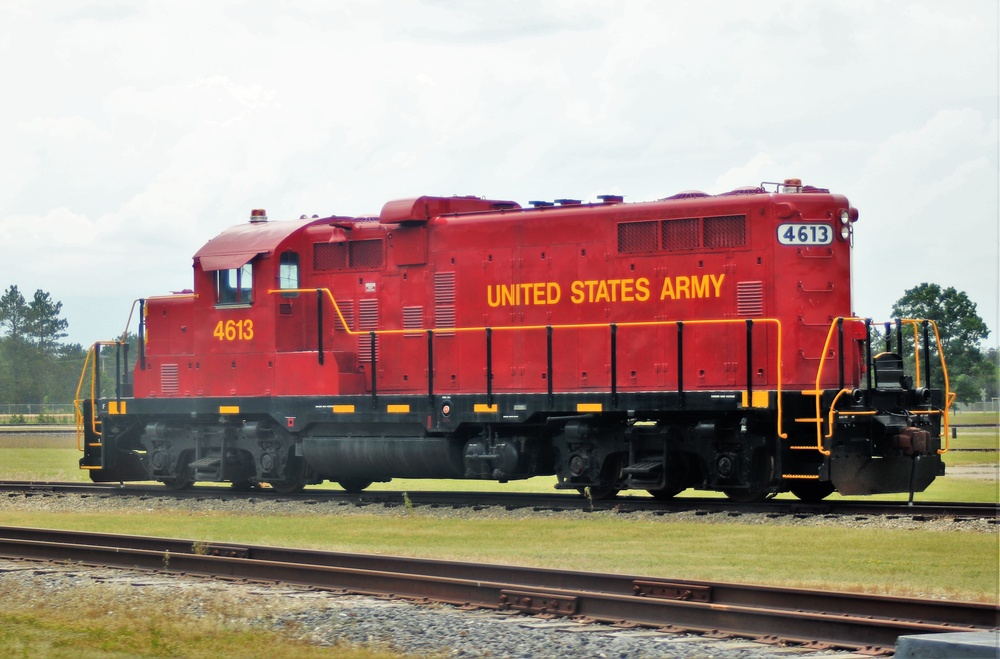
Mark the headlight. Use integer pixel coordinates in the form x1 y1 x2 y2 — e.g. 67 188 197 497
839 209 850 225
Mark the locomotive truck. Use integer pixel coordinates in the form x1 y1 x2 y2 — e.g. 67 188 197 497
76 178 954 501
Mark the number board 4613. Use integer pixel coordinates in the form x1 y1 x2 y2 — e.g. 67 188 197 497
777 223 832 246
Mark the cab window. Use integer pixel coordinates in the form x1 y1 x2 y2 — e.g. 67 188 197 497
216 263 253 305
279 252 299 296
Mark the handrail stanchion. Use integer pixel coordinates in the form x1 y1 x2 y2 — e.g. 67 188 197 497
546 325 554 408
865 319 873 404
94 344 102 409
837 317 845 392
138 298 146 371
114 341 121 401
486 327 493 407
427 329 434 404
922 320 931 391
745 319 753 399
676 321 684 408
316 289 324 366
369 330 377 402
610 323 618 409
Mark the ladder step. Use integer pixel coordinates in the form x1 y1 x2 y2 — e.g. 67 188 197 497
622 460 662 476
189 455 221 469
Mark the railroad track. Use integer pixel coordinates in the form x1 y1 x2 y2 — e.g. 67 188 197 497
0 480 996 520
0 525 994 654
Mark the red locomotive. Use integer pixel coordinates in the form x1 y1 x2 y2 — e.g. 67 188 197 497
77 178 954 501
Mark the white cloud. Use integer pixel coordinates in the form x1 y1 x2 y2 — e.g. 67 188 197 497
0 0 996 346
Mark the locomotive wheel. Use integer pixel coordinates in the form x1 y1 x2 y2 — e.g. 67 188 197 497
268 453 307 494
338 480 373 494
723 451 774 503
160 476 193 490
646 486 684 501
789 480 835 502
268 479 306 494
723 487 771 503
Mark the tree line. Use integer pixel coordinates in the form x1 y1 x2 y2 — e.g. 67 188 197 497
0 282 996 406
0 285 86 405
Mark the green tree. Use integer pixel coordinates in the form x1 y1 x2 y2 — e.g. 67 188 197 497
890 283 991 404
25 289 68 350
0 285 79 405
0 285 31 403
0 285 28 340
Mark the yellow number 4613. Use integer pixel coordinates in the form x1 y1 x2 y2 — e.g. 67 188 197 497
213 319 254 341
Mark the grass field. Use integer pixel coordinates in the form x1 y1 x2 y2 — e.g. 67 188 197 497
0 424 996 656
0 427 996 597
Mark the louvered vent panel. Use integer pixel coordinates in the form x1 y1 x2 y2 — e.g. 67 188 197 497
160 364 179 395
617 221 658 253
703 215 747 248
661 218 700 250
403 306 424 337
358 299 379 361
434 272 456 336
334 300 354 332
737 281 764 317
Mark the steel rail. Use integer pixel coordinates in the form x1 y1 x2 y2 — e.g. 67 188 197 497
0 481 996 520
0 527 995 652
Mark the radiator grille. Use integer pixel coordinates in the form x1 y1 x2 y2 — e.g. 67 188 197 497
661 218 699 250
313 242 347 270
313 239 384 270
617 221 658 253
703 215 746 248
617 214 747 254
349 239 383 268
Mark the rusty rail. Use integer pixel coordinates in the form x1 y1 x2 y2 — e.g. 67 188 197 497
0 526 994 652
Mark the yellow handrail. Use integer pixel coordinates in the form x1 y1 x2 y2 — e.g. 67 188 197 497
802 317 954 455
924 319 955 453
73 340 127 452
73 344 96 451
889 318 954 453
269 288 787 438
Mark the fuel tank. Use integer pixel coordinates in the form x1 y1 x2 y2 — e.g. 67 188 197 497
302 423 465 481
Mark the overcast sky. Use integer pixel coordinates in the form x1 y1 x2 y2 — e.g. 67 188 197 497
1 0 997 349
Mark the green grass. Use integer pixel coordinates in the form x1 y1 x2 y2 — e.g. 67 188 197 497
0 581 409 658
947 427 999 451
